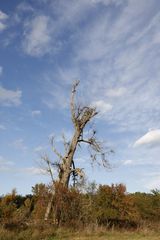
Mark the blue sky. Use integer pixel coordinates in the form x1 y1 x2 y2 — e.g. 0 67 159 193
0 0 160 195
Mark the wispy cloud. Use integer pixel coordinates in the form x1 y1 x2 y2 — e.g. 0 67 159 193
22 167 46 175
34 145 46 153
65 0 160 133
23 15 53 56
0 10 8 32
55 129 73 143
0 124 6 130
0 155 14 171
0 86 22 106
29 0 160 136
42 77 71 109
106 87 126 97
0 66 3 76
12 138 27 151
0 160 46 175
121 158 158 167
134 129 160 148
92 100 112 115
20 0 121 58
144 173 160 190
24 0 160 137
16 2 34 13
31 110 41 116
122 159 133 166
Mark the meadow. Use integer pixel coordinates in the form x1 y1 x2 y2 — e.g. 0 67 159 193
0 226 159 240
49 229 160 240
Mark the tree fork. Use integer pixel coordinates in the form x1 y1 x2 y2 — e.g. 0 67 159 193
44 81 110 221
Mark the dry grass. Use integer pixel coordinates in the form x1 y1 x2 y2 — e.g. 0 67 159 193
49 231 160 240
66 232 160 240
0 223 159 240
49 225 160 240
0 223 56 240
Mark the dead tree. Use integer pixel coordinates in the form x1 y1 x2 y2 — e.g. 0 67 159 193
44 80 111 220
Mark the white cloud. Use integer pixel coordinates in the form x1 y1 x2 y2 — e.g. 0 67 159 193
0 124 6 130
106 87 126 97
145 175 160 190
24 167 46 175
23 15 52 56
34 145 46 153
56 130 73 143
91 0 123 6
122 159 133 165
0 156 11 164
42 77 70 109
0 22 6 31
134 129 160 148
0 154 45 175
121 158 154 166
31 110 41 116
0 86 22 106
0 10 8 20
0 66 3 76
0 10 8 32
17 2 34 12
0 156 14 172
12 139 27 151
92 100 112 115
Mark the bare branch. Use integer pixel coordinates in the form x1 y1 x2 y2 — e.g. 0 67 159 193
70 80 80 128
71 167 85 178
78 138 101 152
50 136 63 160
79 107 98 129
62 133 70 154
78 128 111 170
43 80 112 220
41 154 55 184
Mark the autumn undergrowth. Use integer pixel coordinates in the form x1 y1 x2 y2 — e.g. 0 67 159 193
0 223 160 240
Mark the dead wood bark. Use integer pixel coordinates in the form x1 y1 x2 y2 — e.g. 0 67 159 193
44 81 110 220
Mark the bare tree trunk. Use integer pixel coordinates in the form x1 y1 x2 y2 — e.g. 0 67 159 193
44 81 109 221
58 130 82 187
44 192 54 221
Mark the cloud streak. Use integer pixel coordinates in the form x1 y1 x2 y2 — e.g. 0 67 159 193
0 86 22 106
0 66 3 76
31 110 41 116
0 10 8 32
23 15 53 56
12 139 27 151
92 100 112 115
134 129 160 148
0 124 6 130
0 156 14 171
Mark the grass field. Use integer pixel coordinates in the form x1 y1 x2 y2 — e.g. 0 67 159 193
0 226 159 240
49 230 160 240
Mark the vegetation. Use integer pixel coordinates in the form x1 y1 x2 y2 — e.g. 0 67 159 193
0 183 160 239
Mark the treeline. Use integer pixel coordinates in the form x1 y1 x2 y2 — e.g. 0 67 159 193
0 183 160 230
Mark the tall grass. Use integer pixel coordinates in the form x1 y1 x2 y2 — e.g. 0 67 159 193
0 222 159 240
